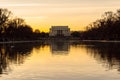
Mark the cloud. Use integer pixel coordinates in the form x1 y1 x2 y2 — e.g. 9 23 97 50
21 16 46 19
0 3 41 7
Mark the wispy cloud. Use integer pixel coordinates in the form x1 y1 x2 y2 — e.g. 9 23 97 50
0 3 42 7
21 16 46 19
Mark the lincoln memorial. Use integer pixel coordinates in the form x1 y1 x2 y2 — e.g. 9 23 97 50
49 26 70 37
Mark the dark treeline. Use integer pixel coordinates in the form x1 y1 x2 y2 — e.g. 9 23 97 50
81 9 120 40
1 8 120 40
0 8 48 41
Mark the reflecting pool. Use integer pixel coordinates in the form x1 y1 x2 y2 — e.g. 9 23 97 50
0 40 120 80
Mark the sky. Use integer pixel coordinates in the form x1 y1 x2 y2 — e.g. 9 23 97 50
0 0 120 32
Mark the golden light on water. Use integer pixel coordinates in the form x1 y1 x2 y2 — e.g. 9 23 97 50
1 41 120 80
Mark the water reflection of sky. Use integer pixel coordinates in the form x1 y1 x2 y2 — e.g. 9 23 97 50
0 41 120 80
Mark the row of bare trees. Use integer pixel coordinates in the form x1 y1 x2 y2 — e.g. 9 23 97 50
1 8 120 40
81 9 120 40
0 8 48 41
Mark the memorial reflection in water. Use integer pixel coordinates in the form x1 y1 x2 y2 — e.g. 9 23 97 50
50 40 70 55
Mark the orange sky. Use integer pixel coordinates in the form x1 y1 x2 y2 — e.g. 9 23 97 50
0 0 120 32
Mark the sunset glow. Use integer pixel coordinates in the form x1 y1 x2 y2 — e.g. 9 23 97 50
0 0 120 32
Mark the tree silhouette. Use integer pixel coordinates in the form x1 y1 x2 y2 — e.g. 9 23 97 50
0 8 11 38
0 8 11 25
82 9 120 40
0 8 51 41
71 31 81 38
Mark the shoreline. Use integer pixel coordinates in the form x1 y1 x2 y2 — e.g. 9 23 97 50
0 39 120 44
0 40 43 44
80 40 120 43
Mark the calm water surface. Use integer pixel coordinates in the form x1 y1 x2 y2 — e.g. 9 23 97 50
0 40 120 80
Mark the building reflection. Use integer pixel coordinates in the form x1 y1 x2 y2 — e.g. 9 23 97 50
49 40 70 55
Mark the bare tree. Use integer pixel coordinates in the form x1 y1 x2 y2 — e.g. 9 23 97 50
0 8 11 34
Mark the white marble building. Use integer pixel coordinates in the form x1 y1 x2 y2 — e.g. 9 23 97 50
49 26 70 37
